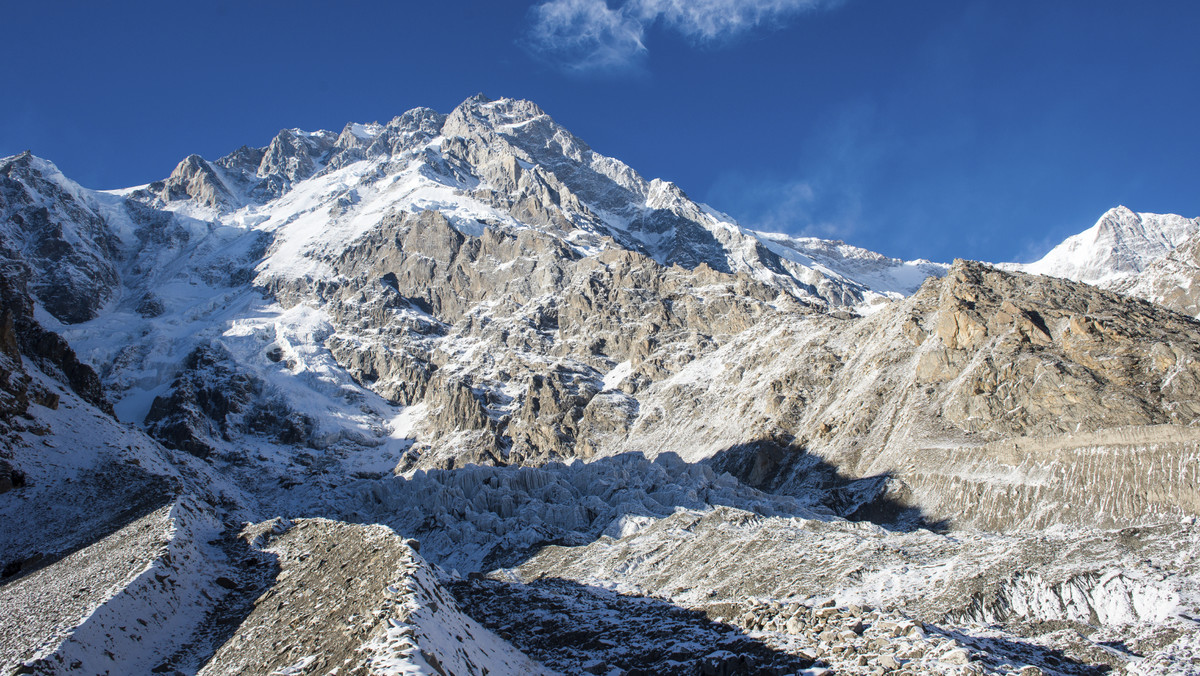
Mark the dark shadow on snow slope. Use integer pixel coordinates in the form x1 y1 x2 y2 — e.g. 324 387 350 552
326 445 1117 673
0 459 175 585
332 442 953 579
944 629 1114 676
159 532 283 675
450 575 816 676
452 575 1116 676
704 437 951 533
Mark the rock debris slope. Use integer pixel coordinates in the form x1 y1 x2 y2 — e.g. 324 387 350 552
1 94 1199 675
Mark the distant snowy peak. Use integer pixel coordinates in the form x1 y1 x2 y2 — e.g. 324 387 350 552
752 231 949 299
1110 230 1200 319
1021 206 1200 285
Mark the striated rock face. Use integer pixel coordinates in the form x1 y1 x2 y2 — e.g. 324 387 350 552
812 260 1200 530
601 260 1200 531
897 260 1200 435
288 206 801 468
156 154 238 210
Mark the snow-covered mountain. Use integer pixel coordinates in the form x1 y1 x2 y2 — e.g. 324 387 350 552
1010 206 1200 318
1019 206 1199 285
2 95 1200 675
1113 231 1200 318
78 95 939 312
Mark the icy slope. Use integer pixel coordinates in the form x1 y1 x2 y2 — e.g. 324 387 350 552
0 500 228 675
752 229 948 303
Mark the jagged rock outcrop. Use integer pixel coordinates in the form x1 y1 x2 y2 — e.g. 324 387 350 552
145 344 313 458
155 154 238 210
0 253 110 417
604 260 1200 530
254 128 338 196
288 207 805 468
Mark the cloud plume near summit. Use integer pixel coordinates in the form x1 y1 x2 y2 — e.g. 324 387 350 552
527 0 841 72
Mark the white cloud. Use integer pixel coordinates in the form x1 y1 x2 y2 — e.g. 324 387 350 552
527 0 648 72
631 0 832 40
527 0 840 72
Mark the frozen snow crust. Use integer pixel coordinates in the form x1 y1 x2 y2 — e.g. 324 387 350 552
2 95 1200 674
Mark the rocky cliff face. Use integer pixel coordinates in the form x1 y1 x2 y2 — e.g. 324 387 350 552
2 96 1199 675
558 258 1200 531
0 153 122 324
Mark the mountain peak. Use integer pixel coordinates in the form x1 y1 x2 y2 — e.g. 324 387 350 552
117 95 951 311
1022 206 1200 285
446 96 549 134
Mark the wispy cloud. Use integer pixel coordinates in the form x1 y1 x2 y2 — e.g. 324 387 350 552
527 0 648 72
706 99 878 243
708 173 861 240
526 0 841 72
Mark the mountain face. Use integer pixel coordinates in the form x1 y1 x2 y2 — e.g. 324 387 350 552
1 95 1199 675
1111 231 1200 318
1015 206 1200 319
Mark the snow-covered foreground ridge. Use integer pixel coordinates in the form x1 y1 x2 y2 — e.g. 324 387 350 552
2 94 1200 674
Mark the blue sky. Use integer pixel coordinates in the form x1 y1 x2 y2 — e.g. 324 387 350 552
3 0 1198 263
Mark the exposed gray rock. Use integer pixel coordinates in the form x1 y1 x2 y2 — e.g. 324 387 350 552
156 154 238 210
0 152 121 324
0 251 110 416
145 343 313 458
